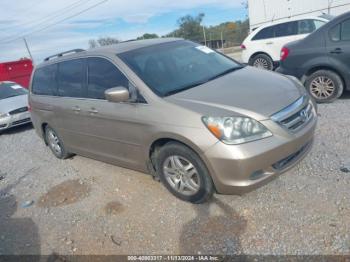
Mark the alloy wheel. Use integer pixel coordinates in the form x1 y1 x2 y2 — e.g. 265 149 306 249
163 155 200 196
310 76 335 99
47 129 62 156
253 58 269 69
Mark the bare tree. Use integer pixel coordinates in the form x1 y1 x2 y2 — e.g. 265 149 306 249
88 37 120 49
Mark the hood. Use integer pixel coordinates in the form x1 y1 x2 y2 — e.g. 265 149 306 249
0 94 28 113
165 67 302 120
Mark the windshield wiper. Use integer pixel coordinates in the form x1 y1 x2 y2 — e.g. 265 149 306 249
163 66 243 97
206 66 243 82
163 80 209 97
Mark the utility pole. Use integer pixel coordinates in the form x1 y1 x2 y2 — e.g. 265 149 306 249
23 38 34 62
202 25 207 46
221 31 224 49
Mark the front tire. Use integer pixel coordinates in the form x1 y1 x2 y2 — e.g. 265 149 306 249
155 142 214 204
249 54 274 71
45 126 70 159
305 70 343 103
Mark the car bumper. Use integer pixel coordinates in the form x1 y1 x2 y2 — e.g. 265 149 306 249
0 111 31 131
201 116 317 195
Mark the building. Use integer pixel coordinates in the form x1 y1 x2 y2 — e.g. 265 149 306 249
248 0 350 30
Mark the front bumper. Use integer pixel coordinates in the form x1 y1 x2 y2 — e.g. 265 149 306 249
0 111 31 131
201 114 317 195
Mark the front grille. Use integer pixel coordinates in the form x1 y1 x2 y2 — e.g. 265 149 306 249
9 107 28 115
271 96 314 132
12 118 31 126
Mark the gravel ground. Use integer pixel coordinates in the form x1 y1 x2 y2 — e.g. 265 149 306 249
0 94 350 256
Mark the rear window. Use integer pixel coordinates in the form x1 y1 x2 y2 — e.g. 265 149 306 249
32 64 58 96
0 82 27 100
57 59 86 98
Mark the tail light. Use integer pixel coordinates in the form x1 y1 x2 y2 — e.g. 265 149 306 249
280 47 290 61
240 44 246 50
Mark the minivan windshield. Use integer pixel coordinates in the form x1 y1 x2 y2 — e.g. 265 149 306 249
0 83 27 100
119 40 243 97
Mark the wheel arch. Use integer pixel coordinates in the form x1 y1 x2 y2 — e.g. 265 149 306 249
147 135 208 178
249 51 273 63
301 65 345 86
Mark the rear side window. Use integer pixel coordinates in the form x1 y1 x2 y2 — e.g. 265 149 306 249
87 58 128 99
330 24 341 41
330 19 350 41
57 59 85 98
298 20 316 34
274 21 297 37
252 26 274 40
341 19 350 41
32 64 58 96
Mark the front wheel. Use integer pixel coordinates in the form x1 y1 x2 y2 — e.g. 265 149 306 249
156 142 214 204
305 70 343 103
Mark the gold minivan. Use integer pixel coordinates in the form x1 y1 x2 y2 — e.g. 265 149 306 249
29 38 317 203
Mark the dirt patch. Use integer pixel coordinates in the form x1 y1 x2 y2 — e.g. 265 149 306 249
104 201 125 215
38 179 90 208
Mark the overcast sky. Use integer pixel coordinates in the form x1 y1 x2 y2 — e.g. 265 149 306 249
0 0 246 63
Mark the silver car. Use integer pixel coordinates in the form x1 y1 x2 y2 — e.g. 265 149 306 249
0 81 31 132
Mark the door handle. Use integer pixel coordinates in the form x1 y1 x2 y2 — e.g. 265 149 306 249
330 48 343 54
72 106 81 112
88 108 98 114
266 42 274 45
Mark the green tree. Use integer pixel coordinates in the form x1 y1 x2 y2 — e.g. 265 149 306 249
167 13 205 42
136 33 159 40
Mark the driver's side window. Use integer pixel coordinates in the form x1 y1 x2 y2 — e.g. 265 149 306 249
87 57 129 100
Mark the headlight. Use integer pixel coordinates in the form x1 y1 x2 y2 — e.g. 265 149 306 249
202 116 272 145
0 113 10 119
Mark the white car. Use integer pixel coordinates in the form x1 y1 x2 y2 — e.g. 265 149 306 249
0 81 31 132
241 16 331 70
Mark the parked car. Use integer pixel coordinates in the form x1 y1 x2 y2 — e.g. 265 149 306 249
277 11 350 103
0 81 31 132
29 39 317 203
241 16 331 70
0 59 33 88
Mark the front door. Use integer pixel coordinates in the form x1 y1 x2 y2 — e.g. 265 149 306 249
81 57 145 169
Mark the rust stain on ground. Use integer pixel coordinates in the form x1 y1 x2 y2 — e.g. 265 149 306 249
104 201 125 215
38 179 90 208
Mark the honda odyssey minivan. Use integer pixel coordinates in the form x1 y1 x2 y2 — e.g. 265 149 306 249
29 38 317 203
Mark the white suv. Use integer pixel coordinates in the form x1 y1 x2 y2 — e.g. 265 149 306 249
241 16 330 70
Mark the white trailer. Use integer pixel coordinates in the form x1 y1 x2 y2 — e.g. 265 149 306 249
248 0 350 30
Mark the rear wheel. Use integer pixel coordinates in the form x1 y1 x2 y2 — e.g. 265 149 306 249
155 142 214 204
305 70 343 103
45 126 70 159
249 54 274 71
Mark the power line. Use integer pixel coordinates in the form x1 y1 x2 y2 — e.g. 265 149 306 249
0 0 109 44
1 0 95 34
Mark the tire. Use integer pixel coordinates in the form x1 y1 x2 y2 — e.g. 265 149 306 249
45 126 70 159
305 70 343 103
155 142 214 204
249 54 274 71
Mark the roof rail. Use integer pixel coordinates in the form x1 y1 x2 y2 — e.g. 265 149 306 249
44 49 85 61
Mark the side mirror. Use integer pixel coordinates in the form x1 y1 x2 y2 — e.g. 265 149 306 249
105 87 130 103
